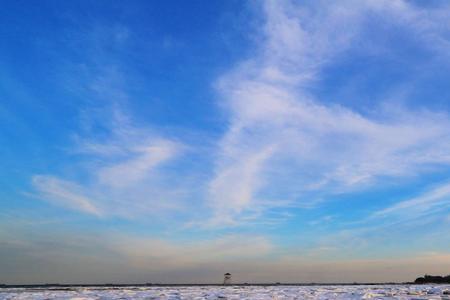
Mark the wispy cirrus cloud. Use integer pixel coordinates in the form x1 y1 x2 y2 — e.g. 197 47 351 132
31 175 102 217
32 123 184 219
29 23 190 220
303 180 450 260
372 181 450 221
208 0 450 225
96 139 178 188
9 0 450 285
32 67 185 218
28 0 450 230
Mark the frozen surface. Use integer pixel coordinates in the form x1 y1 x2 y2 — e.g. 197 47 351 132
1 285 450 299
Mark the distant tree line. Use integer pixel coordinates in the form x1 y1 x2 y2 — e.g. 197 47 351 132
415 275 450 284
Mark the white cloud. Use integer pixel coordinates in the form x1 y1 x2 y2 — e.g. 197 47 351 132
302 181 450 259
208 0 450 225
208 145 276 226
14 0 450 284
31 175 102 217
27 0 450 229
97 140 178 188
31 104 184 218
372 182 450 220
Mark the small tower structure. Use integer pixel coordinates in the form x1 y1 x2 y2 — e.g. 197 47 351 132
223 273 232 285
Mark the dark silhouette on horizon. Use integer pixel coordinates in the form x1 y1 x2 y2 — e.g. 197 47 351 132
415 274 450 284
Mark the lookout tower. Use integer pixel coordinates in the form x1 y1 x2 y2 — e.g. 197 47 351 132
223 273 232 285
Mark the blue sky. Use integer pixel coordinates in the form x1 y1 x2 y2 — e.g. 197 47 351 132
2 0 450 284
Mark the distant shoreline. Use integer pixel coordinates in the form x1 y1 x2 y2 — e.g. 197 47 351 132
0 283 422 288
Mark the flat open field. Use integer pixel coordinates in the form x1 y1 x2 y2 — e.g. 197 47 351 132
1 285 450 299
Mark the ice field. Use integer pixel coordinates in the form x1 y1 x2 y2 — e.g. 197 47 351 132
2 285 450 300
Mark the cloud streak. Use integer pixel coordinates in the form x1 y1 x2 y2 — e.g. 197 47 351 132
25 0 450 253
31 175 102 217
97 139 178 188
5 0 450 284
373 181 450 220
208 0 450 225
31 103 185 219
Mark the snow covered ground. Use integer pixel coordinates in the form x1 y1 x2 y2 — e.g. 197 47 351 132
1 285 450 299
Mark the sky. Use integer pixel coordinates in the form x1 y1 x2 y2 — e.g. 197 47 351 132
2 0 450 284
